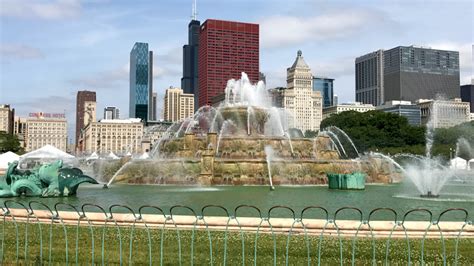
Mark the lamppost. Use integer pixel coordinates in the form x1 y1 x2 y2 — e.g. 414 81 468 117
449 147 453 160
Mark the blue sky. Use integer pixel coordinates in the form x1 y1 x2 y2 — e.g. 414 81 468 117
0 0 473 142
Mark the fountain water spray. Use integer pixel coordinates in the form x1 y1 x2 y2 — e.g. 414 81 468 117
264 146 276 191
105 161 133 188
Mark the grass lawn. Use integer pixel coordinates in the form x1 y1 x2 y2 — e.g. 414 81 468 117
0 221 472 264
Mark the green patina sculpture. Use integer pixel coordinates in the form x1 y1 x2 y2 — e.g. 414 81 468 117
0 160 98 197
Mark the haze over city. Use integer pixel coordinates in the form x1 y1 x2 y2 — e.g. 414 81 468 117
1 0 472 139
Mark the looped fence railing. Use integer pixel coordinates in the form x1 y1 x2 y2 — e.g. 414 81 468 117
0 202 472 265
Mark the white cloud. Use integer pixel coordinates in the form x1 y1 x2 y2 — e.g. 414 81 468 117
0 43 44 59
259 9 389 49
0 0 81 20
69 64 128 89
79 25 120 46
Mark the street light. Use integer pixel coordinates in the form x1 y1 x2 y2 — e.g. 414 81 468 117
449 147 453 160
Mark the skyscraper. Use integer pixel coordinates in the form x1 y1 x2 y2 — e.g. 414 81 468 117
356 46 460 105
75 90 96 147
198 19 259 107
104 106 120 120
130 42 153 123
384 46 459 102
313 76 335 107
151 92 158 121
271 51 322 133
181 1 200 110
460 84 474 113
355 49 384 106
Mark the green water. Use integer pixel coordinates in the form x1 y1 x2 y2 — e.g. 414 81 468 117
2 181 473 221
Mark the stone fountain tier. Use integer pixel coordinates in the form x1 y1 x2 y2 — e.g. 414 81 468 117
157 134 339 160
219 106 269 136
101 157 394 186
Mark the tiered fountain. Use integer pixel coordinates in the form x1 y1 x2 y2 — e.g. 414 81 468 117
104 73 395 188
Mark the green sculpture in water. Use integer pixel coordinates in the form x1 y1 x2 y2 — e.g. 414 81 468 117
0 160 98 197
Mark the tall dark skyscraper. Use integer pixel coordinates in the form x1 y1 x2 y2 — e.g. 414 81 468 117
198 19 259 107
75 90 96 147
384 46 459 102
356 46 460 105
460 84 474 112
129 42 153 123
181 2 200 110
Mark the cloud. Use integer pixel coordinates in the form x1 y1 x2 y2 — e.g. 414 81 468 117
1 0 81 20
259 9 392 49
154 47 182 65
0 44 44 60
69 64 128 89
312 57 354 78
79 25 120 46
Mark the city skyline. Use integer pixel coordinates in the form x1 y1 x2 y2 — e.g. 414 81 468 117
1 0 472 140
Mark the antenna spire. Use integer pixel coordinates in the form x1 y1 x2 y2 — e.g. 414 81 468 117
191 0 197 20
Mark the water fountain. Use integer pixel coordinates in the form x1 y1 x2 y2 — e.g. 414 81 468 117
104 73 396 187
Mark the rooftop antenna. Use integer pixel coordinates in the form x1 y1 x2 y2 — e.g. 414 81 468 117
191 0 197 21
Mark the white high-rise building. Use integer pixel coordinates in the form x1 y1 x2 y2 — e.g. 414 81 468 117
272 51 322 132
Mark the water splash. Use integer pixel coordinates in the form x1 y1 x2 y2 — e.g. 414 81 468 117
106 161 133 187
264 146 276 191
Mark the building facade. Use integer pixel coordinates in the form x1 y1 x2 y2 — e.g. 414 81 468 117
130 42 153 122
26 113 67 152
198 19 259 107
82 119 143 154
356 46 460 105
163 87 194 122
181 18 200 110
151 92 158 121
104 107 120 120
75 91 96 147
355 49 384 106
313 76 334 107
272 51 322 132
384 46 459 102
417 98 470 128
377 100 421 125
13 116 27 148
323 102 375 120
0 104 14 134
460 84 473 113
141 120 173 152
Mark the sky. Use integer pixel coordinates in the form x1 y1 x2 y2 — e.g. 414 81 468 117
0 0 473 143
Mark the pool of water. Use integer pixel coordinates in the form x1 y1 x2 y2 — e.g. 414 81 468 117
2 180 473 221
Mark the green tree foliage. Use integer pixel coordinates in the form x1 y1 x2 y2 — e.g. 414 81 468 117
433 121 474 160
0 132 23 153
304 130 318 138
320 111 426 152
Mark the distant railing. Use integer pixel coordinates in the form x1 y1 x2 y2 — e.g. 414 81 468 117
0 201 472 265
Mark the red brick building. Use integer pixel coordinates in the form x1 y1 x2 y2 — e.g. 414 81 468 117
198 19 259 107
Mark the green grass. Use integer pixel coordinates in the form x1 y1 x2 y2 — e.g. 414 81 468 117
0 221 472 264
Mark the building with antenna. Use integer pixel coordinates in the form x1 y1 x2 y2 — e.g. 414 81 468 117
181 0 200 110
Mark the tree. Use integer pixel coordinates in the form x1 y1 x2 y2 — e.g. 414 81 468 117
0 132 23 153
320 110 425 153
